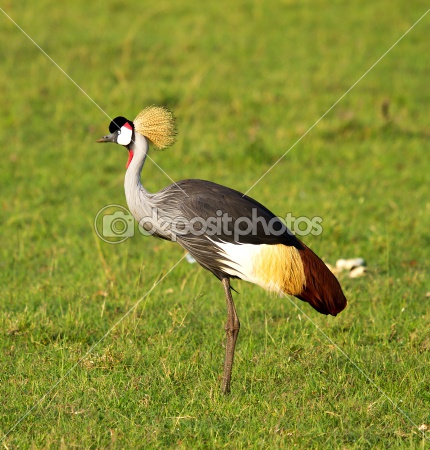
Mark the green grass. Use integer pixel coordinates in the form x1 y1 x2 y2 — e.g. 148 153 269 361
1 0 429 448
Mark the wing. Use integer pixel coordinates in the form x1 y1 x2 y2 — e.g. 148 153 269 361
152 179 347 317
174 179 301 246
154 179 303 279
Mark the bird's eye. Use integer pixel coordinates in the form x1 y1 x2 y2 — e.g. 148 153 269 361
117 130 121 135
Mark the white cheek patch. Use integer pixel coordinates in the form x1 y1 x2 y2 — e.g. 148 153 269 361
117 124 133 146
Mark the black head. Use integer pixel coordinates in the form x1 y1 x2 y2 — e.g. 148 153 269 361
109 116 132 133
97 116 135 146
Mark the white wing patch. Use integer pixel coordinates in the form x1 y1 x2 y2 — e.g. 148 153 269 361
212 240 305 295
212 240 282 291
213 240 260 281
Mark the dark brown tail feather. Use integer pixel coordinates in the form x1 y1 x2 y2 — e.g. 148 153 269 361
296 244 347 316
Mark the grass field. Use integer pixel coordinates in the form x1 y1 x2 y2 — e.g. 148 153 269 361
1 0 429 448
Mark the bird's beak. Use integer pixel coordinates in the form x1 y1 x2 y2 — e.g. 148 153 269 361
96 133 115 143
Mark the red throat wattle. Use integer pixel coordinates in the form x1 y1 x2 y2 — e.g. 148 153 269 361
126 150 134 169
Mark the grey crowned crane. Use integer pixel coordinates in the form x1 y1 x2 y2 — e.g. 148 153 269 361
97 106 347 394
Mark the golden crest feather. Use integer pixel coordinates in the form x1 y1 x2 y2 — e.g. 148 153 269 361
133 106 177 150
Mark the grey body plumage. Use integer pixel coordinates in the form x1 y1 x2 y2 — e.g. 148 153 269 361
97 106 347 393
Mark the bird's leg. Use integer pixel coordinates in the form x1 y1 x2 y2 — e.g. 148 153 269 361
221 277 240 394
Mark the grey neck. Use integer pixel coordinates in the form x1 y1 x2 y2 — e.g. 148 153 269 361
124 132 152 221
